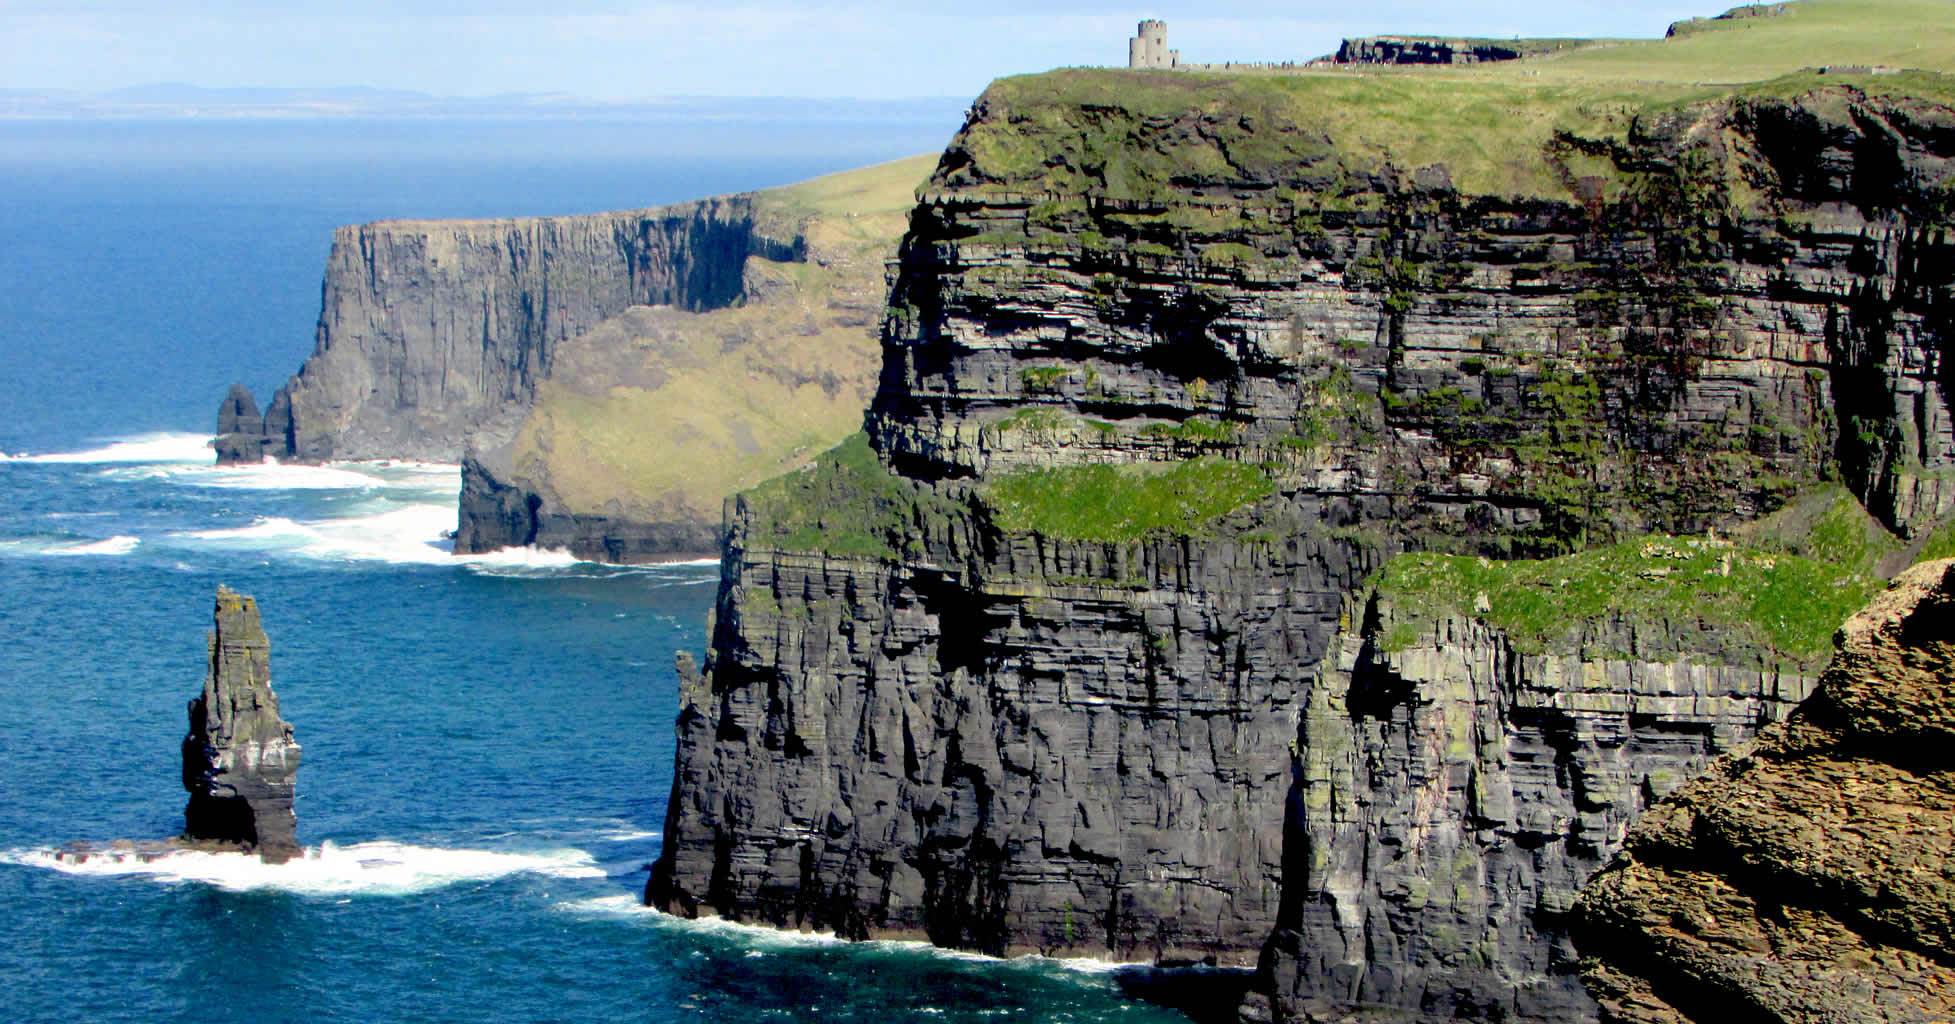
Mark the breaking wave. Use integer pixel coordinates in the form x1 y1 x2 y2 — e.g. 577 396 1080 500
2 433 215 465
45 535 142 556
2 840 602 896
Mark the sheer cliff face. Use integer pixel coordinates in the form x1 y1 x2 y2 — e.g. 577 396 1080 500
247 196 790 463
1574 559 1955 1024
652 68 1955 999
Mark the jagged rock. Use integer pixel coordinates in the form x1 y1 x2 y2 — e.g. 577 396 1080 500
213 382 264 464
182 586 302 863
1572 559 1955 1023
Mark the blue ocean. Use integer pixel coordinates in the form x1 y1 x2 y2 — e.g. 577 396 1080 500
0 116 1189 1024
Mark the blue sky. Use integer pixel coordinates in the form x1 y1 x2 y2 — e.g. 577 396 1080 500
4 2 1711 99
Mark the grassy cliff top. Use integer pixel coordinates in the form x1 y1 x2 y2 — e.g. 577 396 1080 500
942 1 1955 200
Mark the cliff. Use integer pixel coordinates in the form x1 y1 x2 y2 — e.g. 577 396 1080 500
1573 558 1955 1023
651 52 1955 979
452 157 930 562
182 586 302 864
224 196 794 464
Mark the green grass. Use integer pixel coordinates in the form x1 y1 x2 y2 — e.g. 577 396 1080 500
1373 535 1883 669
1525 0 1955 84
741 433 956 559
1140 416 1240 443
946 1 1955 202
981 458 1275 540
763 154 938 223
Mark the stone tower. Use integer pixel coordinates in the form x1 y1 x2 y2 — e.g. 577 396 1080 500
1129 19 1179 69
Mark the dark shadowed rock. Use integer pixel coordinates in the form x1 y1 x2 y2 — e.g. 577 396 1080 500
1573 559 1955 1024
182 586 302 863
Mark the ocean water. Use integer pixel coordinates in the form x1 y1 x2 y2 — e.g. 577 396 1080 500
0 118 1190 1023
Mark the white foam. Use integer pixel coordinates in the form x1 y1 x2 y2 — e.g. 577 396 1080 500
104 459 463 495
461 545 584 570
181 503 458 565
557 899 1141 974
44 535 141 557
3 840 602 896
6 433 215 465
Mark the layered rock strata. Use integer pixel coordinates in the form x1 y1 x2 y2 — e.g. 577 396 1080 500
1573 559 1955 1024
182 586 302 863
648 62 1955 1024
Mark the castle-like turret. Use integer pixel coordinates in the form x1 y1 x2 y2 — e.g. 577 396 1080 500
1128 19 1179 69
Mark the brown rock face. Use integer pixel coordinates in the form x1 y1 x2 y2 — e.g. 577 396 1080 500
1573 559 1955 1023
181 586 302 864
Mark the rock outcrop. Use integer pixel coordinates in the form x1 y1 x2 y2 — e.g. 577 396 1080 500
1572 558 1955 1024
650 57 1955 995
182 586 302 864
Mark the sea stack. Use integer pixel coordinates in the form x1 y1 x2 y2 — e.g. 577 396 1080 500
212 382 264 465
181 586 302 863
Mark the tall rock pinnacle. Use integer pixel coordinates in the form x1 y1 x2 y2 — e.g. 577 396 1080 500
181 586 302 863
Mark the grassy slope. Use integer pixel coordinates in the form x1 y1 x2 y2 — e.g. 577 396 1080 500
503 154 935 525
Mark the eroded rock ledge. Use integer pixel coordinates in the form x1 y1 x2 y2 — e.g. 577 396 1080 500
1573 559 1955 1024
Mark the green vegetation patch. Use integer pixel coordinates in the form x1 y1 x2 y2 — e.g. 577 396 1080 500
741 433 951 559
1372 535 1883 669
982 458 1275 541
